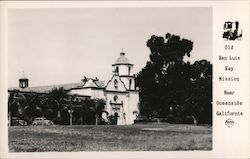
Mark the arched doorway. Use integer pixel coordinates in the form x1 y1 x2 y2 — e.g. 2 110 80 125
109 112 119 125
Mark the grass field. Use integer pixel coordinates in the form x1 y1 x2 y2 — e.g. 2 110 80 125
9 124 212 152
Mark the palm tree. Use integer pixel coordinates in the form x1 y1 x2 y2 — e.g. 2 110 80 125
8 91 19 126
66 95 77 125
8 91 42 125
47 87 69 124
37 94 53 123
89 99 106 125
77 99 91 125
22 93 43 124
77 98 105 125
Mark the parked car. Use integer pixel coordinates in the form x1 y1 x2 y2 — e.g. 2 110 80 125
32 117 54 126
11 117 28 126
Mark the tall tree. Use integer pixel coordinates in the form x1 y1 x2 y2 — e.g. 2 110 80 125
8 91 20 125
185 60 212 124
137 33 212 124
47 87 69 124
89 99 106 125
75 98 105 125
8 91 46 124
137 33 193 117
21 93 43 124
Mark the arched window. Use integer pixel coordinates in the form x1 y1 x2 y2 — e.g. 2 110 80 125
114 95 118 102
114 79 118 89
129 79 132 89
116 67 119 75
128 66 131 75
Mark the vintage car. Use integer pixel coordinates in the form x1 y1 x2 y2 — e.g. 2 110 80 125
11 117 28 126
32 117 54 126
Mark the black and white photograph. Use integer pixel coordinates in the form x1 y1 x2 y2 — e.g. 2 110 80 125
7 6 213 152
1 0 250 158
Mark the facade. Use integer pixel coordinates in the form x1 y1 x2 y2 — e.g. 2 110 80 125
69 52 140 125
9 52 140 125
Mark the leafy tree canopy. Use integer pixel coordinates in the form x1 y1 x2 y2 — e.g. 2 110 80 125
136 33 212 124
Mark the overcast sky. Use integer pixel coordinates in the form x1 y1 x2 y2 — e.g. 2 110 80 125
8 7 212 87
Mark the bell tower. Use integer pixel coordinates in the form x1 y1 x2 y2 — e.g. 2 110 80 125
19 72 29 89
112 51 136 90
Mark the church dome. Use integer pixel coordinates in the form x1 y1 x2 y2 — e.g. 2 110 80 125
113 52 133 66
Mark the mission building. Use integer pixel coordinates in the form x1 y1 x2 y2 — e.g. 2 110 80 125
8 52 140 125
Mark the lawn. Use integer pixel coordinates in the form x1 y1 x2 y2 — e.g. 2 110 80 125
8 124 212 152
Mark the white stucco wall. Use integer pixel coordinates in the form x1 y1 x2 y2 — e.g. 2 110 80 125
120 77 135 90
105 90 139 125
105 92 129 125
106 75 127 92
90 89 105 99
115 65 133 76
127 91 140 124
69 88 105 99
105 93 127 114
69 88 92 96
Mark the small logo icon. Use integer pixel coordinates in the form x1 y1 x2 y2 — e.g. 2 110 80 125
225 118 235 128
223 21 242 40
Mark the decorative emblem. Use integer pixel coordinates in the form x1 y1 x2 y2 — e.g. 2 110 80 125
225 118 235 128
223 21 242 40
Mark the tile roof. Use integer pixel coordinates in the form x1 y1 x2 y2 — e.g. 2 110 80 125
8 80 106 94
8 83 83 93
